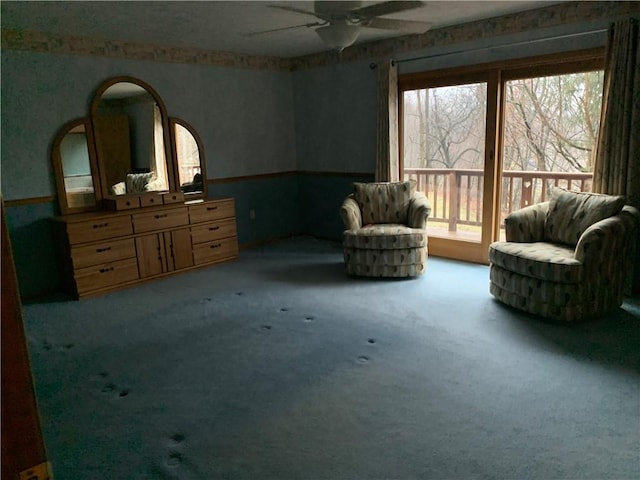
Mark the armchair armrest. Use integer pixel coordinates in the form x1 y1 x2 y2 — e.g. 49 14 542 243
504 202 549 242
575 205 640 271
340 194 362 230
408 192 431 229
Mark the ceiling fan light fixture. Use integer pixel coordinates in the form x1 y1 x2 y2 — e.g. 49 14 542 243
315 23 361 51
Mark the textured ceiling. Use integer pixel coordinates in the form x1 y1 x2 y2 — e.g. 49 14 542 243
1 1 563 58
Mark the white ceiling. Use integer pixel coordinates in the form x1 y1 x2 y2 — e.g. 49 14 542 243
1 1 563 58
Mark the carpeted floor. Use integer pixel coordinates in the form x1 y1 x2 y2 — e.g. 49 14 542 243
22 237 640 479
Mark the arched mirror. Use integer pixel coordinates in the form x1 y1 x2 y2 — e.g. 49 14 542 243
51 119 101 215
90 77 174 199
171 118 207 199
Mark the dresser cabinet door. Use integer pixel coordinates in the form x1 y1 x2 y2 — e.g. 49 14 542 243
136 228 193 278
164 228 193 271
136 234 167 278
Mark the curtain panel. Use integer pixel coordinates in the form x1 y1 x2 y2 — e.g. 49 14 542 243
593 17 640 293
375 60 399 182
593 17 640 207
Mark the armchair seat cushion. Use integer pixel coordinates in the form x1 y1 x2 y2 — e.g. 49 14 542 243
343 224 427 250
489 241 583 283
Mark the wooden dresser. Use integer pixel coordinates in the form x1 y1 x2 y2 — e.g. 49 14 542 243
54 197 238 299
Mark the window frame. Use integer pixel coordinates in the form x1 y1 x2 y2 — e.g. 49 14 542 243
398 47 605 263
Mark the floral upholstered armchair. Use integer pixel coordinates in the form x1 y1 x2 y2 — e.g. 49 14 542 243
340 180 431 277
489 187 639 322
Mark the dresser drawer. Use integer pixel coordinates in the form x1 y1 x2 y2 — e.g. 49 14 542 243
163 192 185 204
188 199 235 224
67 216 133 244
71 238 136 270
190 219 237 245
103 195 141 211
192 237 238 265
132 207 189 233
74 257 139 294
139 192 163 208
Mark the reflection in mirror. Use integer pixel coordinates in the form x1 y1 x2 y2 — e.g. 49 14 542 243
173 119 206 198
61 124 96 208
52 119 100 215
93 81 169 196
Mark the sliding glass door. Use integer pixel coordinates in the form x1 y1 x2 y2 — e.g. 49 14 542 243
400 51 603 263
498 69 604 239
401 72 499 263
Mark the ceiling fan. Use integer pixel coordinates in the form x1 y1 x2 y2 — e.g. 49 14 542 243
252 1 432 52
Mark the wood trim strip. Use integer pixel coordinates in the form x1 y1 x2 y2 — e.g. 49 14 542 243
297 171 374 178
8 172 374 207
207 170 373 184
4 196 55 207
207 171 297 184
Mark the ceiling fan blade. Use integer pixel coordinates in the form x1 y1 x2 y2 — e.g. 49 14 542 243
245 21 324 36
366 17 432 34
352 1 425 19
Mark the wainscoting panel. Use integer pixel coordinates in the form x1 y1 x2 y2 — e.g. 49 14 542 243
297 172 374 241
4 201 61 299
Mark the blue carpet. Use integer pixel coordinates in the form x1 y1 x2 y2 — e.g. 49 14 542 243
23 237 640 479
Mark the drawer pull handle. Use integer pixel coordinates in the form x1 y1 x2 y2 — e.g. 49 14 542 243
93 223 108 229
207 206 218 211
209 226 220 231
154 214 168 219
210 243 222 249
96 247 112 253
99 267 114 273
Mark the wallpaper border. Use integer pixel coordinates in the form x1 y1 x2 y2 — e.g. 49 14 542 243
0 28 293 72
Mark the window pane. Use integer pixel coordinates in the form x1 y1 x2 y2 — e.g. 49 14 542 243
500 71 604 229
403 82 487 242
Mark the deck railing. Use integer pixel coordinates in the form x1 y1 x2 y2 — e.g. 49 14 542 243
404 168 593 232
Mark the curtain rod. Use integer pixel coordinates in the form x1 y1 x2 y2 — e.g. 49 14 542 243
389 28 608 67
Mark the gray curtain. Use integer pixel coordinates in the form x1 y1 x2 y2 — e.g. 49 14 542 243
375 59 399 182
593 17 640 293
593 17 640 207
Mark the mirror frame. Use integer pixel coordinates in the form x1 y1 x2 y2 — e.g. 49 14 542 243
90 76 175 200
170 118 207 200
51 118 102 215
